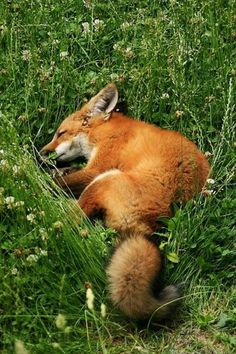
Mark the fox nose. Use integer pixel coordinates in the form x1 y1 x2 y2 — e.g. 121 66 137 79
40 149 49 157
39 149 53 158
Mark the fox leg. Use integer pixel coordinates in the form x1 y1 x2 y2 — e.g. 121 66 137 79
78 169 125 219
78 180 106 219
54 168 99 197
78 171 158 235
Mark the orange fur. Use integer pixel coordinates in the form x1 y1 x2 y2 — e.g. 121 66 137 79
41 84 210 321
106 235 180 320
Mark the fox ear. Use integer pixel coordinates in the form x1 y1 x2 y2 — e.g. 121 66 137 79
88 83 118 116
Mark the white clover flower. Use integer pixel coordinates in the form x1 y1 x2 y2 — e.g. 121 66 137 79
5 196 15 209
26 254 39 263
37 107 47 113
205 189 214 195
53 221 63 230
201 188 215 197
113 43 120 50
60 51 69 60
206 178 215 185
52 39 59 46
55 313 67 330
86 287 94 310
0 25 7 33
0 159 9 170
125 47 134 58
15 201 25 208
83 0 91 8
0 68 7 75
22 50 32 61
39 210 45 217
121 22 131 30
175 110 184 119
204 151 213 158
26 213 36 223
0 160 7 166
94 19 101 26
39 249 48 257
39 66 52 82
39 228 49 241
94 19 104 32
15 340 29 354
82 22 90 33
0 149 4 155
11 268 18 275
18 115 26 122
161 93 170 100
110 73 119 81
13 165 21 176
205 95 215 103
100 303 106 318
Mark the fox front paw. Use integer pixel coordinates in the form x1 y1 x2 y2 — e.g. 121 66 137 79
50 167 77 179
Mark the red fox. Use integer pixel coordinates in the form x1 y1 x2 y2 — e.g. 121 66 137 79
40 84 210 321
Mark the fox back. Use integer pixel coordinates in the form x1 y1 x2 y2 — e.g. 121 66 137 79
40 83 210 321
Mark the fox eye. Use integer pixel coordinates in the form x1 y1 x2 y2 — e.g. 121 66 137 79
82 117 89 126
57 130 66 137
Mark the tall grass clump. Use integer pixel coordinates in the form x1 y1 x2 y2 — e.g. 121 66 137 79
0 0 235 352
0 115 117 352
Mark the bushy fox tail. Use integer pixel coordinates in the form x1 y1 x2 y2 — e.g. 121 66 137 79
106 235 180 321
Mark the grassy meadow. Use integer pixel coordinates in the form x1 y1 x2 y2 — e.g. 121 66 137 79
0 0 236 352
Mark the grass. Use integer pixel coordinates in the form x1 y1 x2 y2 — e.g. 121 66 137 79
0 0 236 352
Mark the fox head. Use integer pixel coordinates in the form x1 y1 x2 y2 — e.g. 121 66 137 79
40 83 118 162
